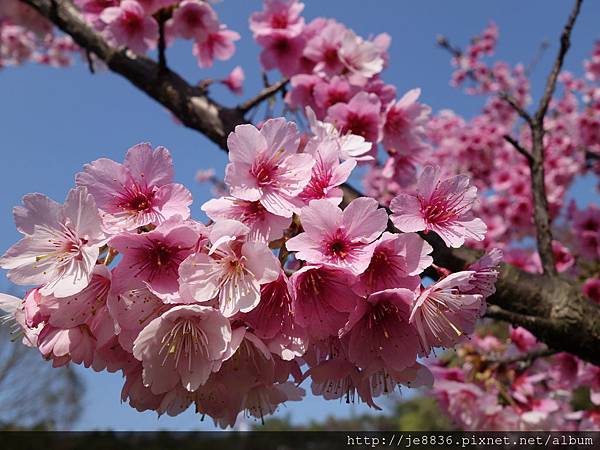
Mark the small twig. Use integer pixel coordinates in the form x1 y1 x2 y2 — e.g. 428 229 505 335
85 49 95 74
436 35 462 58
498 92 534 126
503 134 534 164
157 16 167 72
238 78 289 114
525 40 550 76
486 347 555 367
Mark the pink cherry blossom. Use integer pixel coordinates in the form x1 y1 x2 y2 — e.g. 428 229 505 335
352 232 433 296
257 33 306 77
170 0 218 41
289 264 360 339
192 26 240 68
410 271 483 354
285 197 387 275
107 284 169 352
303 20 346 76
202 196 290 243
37 264 111 328
249 0 305 39
178 220 280 317
0 187 105 298
76 142 192 233
306 106 372 161
326 92 382 150
583 278 600 304
390 165 487 248
220 65 244 95
463 248 503 299
341 288 420 373
241 272 308 360
132 304 234 393
296 138 356 206
338 29 385 83
224 118 314 218
110 217 199 299
100 0 159 54
382 88 431 154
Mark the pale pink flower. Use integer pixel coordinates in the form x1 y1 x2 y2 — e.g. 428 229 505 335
110 217 199 299
552 240 575 273
290 265 359 339
313 76 357 112
37 323 97 368
38 264 111 328
0 187 105 298
249 0 305 39
132 304 233 393
224 118 314 218
192 26 240 68
338 29 384 83
178 220 280 317
107 284 170 352
409 271 483 354
510 326 538 353
303 20 346 76
257 33 306 77
390 165 487 248
306 106 372 161
241 272 308 360
74 0 120 26
341 288 420 373
285 197 387 275
170 0 218 41
352 232 433 296
464 248 503 299
220 65 244 95
326 92 382 150
289 264 360 339
100 0 159 54
382 88 431 154
202 196 290 243
76 143 192 233
296 138 356 206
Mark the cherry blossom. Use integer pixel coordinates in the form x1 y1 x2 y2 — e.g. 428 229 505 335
76 143 192 233
285 197 387 275
390 165 487 247
224 118 314 217
0 187 106 298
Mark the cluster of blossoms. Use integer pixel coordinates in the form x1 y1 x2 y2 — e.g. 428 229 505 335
431 324 600 431
250 0 430 168
3 0 600 433
0 115 497 426
0 0 79 68
247 6 600 428
75 0 239 68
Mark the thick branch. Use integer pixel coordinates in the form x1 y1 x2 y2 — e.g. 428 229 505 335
21 0 246 151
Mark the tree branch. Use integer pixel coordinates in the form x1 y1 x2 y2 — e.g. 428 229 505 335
526 0 583 275
17 0 600 366
237 77 289 114
21 0 246 151
503 134 533 164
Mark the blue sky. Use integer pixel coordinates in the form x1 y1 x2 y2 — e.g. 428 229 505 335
0 0 599 430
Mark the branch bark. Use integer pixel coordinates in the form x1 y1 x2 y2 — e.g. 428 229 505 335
17 0 600 366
